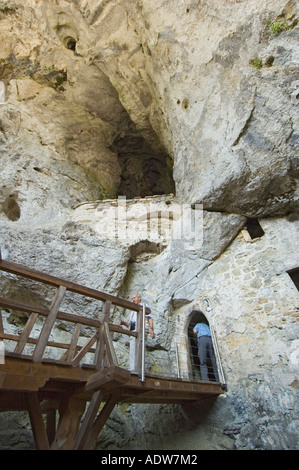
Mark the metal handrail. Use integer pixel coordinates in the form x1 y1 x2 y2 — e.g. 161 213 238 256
140 303 146 383
176 343 180 379
210 325 226 387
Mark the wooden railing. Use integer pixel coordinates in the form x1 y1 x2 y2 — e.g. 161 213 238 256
0 250 147 376
0 250 226 451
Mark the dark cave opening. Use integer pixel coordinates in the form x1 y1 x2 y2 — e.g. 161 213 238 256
287 267 299 291
112 128 175 199
245 218 265 239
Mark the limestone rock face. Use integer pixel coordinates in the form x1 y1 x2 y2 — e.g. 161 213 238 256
0 0 298 451
75 0 299 216
1 0 298 217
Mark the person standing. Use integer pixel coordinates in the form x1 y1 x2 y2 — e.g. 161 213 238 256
193 319 219 382
120 293 155 372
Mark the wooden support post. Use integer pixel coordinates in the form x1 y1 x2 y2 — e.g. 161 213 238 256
0 310 3 365
73 390 103 450
104 322 118 366
82 394 117 450
27 393 50 450
94 300 111 370
46 409 57 446
33 286 66 362
51 396 86 450
0 309 3 335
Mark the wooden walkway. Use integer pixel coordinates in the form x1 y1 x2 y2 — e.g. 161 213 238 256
0 250 224 450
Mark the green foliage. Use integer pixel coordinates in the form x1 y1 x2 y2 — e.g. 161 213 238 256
250 58 263 69
266 8 298 37
0 6 16 15
268 20 291 36
55 72 67 86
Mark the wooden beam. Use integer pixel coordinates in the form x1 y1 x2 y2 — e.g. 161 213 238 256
0 330 95 357
33 286 66 362
0 296 99 327
83 394 118 450
65 323 81 362
51 396 86 450
0 354 94 386
92 300 108 370
46 408 57 446
0 390 28 411
1 373 47 392
27 392 50 450
118 389 219 403
73 390 103 450
104 322 118 366
0 371 6 388
0 259 148 312
0 310 3 335
0 296 138 336
71 329 100 367
85 366 131 393
14 312 38 354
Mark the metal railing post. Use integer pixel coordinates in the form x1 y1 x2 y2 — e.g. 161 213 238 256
140 303 146 382
210 325 226 387
176 343 180 379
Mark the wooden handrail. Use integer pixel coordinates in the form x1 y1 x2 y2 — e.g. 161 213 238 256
0 256 142 370
0 259 146 312
0 251 225 452
0 296 137 336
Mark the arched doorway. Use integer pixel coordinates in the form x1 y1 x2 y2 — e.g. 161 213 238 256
187 309 219 382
